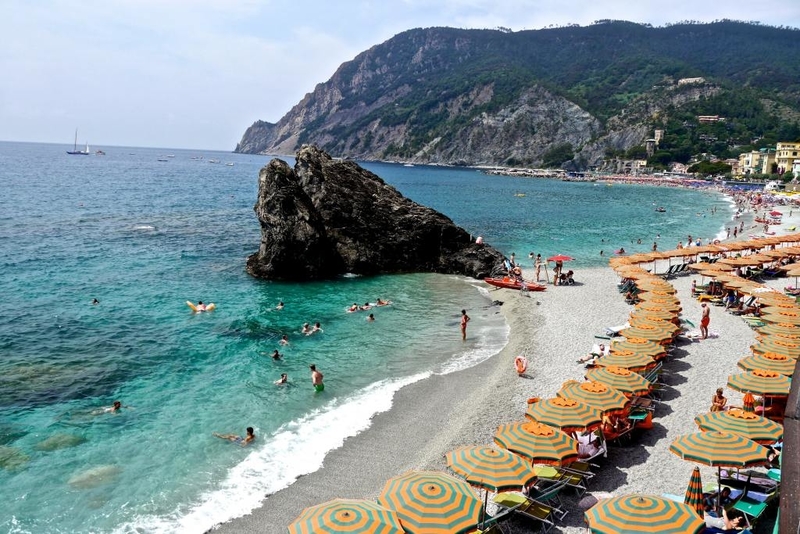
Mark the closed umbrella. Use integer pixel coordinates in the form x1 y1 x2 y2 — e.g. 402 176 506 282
524 397 603 433
288 499 404 534
684 467 704 517
585 494 704 534
694 409 783 444
557 380 631 416
743 392 756 413
377 471 481 534
445 446 536 493
494 421 579 466
727 370 791 397
737 353 796 376
586 365 652 397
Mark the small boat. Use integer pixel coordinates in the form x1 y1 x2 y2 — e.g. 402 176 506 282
226 162 234 166
95 149 106 156
66 129 90 155
655 207 666 213
514 193 526 197
484 277 546 291
403 163 415 167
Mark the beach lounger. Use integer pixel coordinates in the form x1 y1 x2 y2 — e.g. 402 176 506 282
492 493 557 533
475 502 520 534
661 265 678 279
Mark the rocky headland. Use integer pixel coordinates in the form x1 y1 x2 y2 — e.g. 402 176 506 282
246 145 505 281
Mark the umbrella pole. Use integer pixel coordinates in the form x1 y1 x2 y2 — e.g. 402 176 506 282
717 466 722 514
482 487 488 529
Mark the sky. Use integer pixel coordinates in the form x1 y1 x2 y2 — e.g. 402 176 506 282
2 1 799 151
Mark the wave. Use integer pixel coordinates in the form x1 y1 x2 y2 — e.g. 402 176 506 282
115 373 430 533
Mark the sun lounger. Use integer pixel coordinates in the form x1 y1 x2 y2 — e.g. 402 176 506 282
476 502 521 534
492 492 557 533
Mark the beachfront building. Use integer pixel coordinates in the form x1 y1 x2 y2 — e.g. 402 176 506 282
760 149 778 175
776 141 800 174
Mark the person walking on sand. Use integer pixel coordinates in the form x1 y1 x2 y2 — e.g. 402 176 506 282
310 364 324 392
460 309 470 341
700 302 710 340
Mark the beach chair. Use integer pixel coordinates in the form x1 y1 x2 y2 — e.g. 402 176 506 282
661 265 678 279
526 478 570 520
475 502 520 534
492 493 557 533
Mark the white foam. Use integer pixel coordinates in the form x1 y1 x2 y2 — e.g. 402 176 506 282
115 373 429 534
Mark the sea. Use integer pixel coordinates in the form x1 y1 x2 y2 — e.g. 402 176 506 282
0 141 734 533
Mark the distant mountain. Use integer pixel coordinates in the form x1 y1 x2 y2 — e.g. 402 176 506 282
236 21 800 170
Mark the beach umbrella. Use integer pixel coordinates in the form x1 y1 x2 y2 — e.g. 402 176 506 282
610 339 667 358
632 306 679 322
630 309 680 326
618 326 675 345
637 293 682 305
596 350 657 372
494 421 579 466
557 380 630 416
377 471 480 534
524 397 603 433
750 338 800 359
445 446 537 493
634 300 682 313
669 431 769 511
585 494 704 534
738 353 796 376
628 316 681 333
684 467 704 517
547 254 574 262
757 322 800 337
288 499 404 534
743 392 756 413
727 370 791 397
760 309 800 325
694 409 783 444
585 365 652 397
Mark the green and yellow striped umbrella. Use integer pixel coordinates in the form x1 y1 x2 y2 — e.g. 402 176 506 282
445 446 537 493
634 298 682 312
631 306 679 322
684 467 704 517
751 338 800 359
595 350 657 372
585 494 704 534
524 396 603 433
738 353 797 376
760 309 800 325
288 499 404 534
757 322 800 337
609 339 666 358
694 409 783 444
628 316 681 334
669 431 769 468
377 471 480 534
727 369 792 397
494 421 579 466
557 380 631 416
585 365 652 397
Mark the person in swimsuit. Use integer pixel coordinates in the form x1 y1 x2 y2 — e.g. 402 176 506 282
301 323 311 335
276 301 284 310
279 335 289 346
360 302 372 311
213 427 255 446
271 350 281 360
710 388 727 412
348 303 359 312
274 373 288 385
196 301 207 312
700 302 710 340
92 298 100 305
460 309 470 341
366 313 375 322
308 322 322 335
310 364 324 392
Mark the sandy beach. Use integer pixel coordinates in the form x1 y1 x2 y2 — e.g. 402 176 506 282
213 208 793 534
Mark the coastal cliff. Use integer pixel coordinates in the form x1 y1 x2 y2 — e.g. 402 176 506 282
236 21 800 170
246 145 505 281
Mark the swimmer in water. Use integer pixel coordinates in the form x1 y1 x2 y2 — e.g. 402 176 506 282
196 301 207 312
274 373 288 385
276 301 284 310
91 298 100 305
271 350 281 360
310 364 324 392
279 335 289 346
367 313 375 322
107 401 123 413
301 323 311 335
376 298 389 306
348 303 359 312
213 427 255 447
309 322 322 335
360 302 372 311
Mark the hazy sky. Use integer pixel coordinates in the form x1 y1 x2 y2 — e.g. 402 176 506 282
2 1 798 151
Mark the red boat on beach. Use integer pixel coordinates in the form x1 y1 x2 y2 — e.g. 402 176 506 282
484 277 547 291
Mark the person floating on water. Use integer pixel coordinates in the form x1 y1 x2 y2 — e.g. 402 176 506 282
360 302 372 311
276 301 284 310
279 334 289 346
105 400 124 413
274 373 288 385
196 301 207 312
348 303 359 312
213 427 255 447
310 364 324 392
376 298 390 306
366 313 375 322
460 309 470 341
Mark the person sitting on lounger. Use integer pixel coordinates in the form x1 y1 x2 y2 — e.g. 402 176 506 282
710 388 727 412
703 505 743 531
703 487 733 514
578 435 603 458
723 290 738 310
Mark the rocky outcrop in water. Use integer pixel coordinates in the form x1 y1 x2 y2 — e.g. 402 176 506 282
246 145 505 281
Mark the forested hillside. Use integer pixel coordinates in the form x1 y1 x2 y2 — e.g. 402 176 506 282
236 20 800 170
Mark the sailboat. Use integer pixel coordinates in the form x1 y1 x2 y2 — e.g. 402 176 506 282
66 129 90 155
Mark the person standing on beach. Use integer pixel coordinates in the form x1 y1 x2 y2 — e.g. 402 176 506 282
460 309 470 341
700 303 710 340
535 254 543 281
310 364 324 392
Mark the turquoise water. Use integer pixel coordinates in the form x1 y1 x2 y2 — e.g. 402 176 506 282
0 142 732 533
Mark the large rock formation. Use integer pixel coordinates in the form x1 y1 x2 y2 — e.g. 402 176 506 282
246 145 505 281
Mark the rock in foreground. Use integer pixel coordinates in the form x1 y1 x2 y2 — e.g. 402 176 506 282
246 145 505 281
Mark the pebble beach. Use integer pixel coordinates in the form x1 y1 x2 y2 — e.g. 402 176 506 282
216 209 795 534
